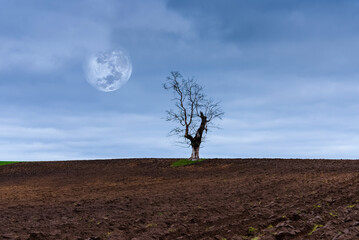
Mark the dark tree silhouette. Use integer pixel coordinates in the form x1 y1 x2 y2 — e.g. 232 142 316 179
163 71 224 160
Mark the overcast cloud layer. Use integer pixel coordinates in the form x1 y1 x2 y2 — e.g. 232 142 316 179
1 0 359 161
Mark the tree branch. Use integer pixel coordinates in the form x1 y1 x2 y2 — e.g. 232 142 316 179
163 71 224 149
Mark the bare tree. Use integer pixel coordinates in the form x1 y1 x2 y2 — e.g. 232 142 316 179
163 71 224 160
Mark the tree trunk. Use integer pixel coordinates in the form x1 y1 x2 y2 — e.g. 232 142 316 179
188 111 207 161
190 146 200 160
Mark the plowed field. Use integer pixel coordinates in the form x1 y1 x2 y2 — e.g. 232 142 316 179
1 158 359 239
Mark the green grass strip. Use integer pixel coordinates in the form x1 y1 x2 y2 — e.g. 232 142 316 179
0 161 19 166
171 158 206 167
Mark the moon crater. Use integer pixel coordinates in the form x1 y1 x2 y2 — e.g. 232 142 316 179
85 50 132 92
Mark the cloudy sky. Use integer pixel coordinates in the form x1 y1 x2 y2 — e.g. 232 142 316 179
1 0 359 161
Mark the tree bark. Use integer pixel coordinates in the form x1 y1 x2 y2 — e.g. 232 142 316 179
188 111 207 160
190 146 200 160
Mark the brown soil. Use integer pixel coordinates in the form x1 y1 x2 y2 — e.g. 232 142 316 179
1 158 359 240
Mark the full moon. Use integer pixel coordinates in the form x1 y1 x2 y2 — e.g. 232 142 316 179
85 50 132 92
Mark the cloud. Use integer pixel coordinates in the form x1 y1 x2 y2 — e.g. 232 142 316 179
0 0 200 76
114 1 193 36
0 1 111 72
167 0 359 75
0 111 186 161
200 74 359 159
205 118 359 159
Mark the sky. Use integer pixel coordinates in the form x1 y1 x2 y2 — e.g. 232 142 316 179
1 0 359 161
